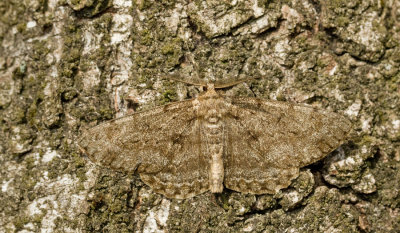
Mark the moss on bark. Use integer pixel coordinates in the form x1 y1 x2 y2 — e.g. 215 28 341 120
0 0 399 232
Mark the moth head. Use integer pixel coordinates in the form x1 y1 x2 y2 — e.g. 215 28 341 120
205 83 215 91
198 83 219 99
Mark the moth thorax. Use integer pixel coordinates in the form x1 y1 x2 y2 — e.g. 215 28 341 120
204 121 223 137
206 107 219 118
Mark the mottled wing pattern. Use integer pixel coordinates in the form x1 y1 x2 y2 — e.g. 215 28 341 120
224 97 352 194
78 100 210 199
140 118 210 199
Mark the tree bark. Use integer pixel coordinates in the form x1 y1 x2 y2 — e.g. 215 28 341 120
1 0 399 232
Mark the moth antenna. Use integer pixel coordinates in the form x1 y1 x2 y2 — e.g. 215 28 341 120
163 40 208 87
165 41 263 88
164 73 207 87
214 76 263 89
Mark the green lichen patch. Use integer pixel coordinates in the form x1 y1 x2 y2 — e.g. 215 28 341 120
275 187 360 232
373 157 400 208
58 21 83 79
167 194 226 232
67 0 113 18
322 142 377 189
225 192 256 216
320 0 387 62
159 89 177 104
84 173 141 232
0 81 13 108
278 170 315 211
356 201 400 232
187 1 256 38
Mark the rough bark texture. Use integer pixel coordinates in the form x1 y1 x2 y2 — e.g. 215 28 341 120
0 0 399 232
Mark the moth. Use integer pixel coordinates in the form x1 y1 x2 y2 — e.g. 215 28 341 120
78 78 351 199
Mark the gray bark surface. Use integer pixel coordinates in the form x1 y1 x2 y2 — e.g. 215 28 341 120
0 0 399 232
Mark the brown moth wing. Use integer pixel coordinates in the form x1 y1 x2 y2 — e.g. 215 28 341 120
78 100 210 199
224 115 300 194
140 118 210 199
224 97 352 194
